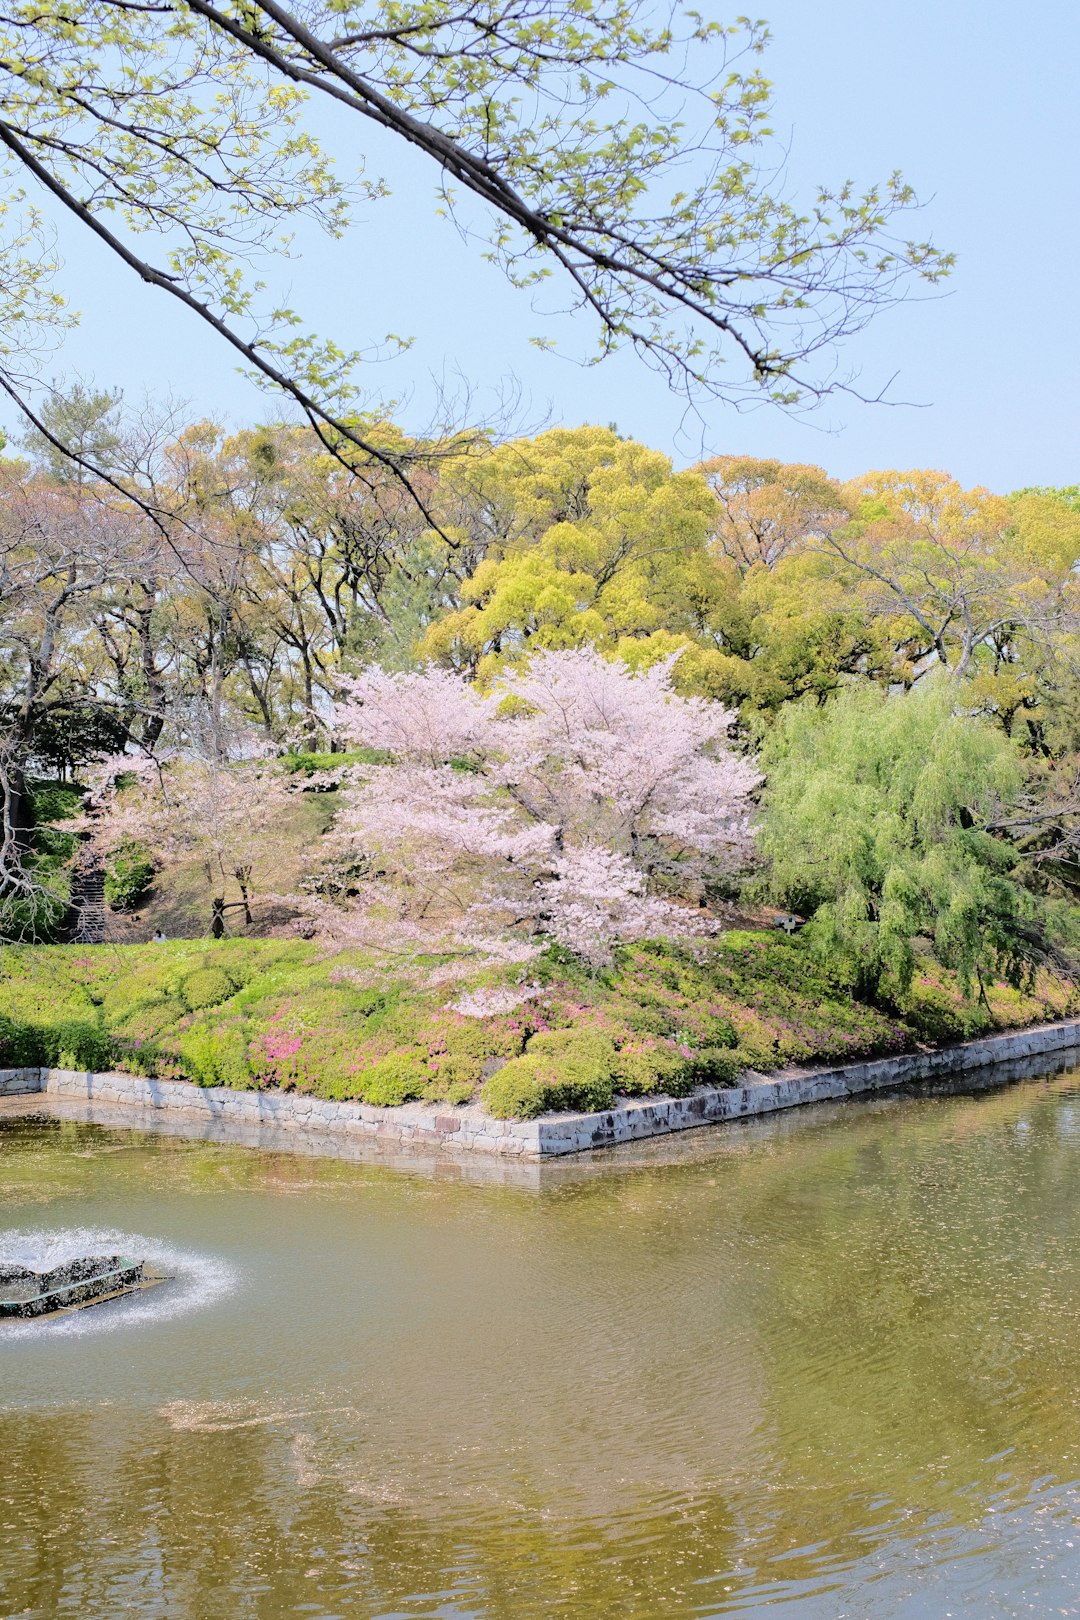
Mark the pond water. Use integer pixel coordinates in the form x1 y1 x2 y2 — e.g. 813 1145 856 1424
4 1062 1080 1618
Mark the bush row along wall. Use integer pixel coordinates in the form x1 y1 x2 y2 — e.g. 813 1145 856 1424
0 936 1076 1120
2 1015 1079 1156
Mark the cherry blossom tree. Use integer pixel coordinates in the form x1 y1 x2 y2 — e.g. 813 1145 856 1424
323 648 759 964
88 751 292 936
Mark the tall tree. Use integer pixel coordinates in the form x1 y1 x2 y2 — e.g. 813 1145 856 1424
420 426 734 680
17 382 123 484
808 472 1080 736
0 467 158 840
700 455 848 575
90 752 293 935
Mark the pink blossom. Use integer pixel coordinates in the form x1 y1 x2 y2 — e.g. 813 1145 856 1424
450 982 541 1017
336 666 502 763
536 845 711 965
319 647 759 966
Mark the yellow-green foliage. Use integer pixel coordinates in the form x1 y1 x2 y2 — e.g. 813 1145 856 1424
0 933 1073 1116
482 1025 715 1117
759 683 1046 1000
612 1038 696 1097
103 839 155 911
181 967 236 1011
420 428 724 684
888 962 1075 1045
176 1020 250 1088
321 1054 428 1107
482 1032 617 1120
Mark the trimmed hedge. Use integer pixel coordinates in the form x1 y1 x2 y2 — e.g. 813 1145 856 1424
0 1012 113 1072
481 1025 737 1118
181 967 236 1011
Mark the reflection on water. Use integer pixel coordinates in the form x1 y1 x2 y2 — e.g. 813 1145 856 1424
3 1064 1080 1616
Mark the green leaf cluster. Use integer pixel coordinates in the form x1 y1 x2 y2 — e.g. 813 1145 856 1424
759 681 1047 999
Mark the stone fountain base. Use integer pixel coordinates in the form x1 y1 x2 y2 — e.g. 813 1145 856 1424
0 1255 153 1317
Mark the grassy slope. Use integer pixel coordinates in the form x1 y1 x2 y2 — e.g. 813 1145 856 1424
0 933 1074 1119
19 772 339 943
105 788 338 941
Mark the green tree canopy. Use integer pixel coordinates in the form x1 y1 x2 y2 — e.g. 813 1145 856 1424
759 682 1052 1000
16 382 123 484
420 426 733 679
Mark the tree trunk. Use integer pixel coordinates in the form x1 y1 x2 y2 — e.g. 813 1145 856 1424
2 762 34 865
235 865 253 926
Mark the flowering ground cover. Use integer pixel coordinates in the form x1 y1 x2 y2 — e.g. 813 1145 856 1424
0 935 1074 1119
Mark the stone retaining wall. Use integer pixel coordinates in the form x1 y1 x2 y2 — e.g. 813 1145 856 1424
539 1017 1080 1153
1 1015 1079 1157
0 1067 44 1096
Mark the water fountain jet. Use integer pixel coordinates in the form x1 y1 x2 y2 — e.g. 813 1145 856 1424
0 1253 165 1317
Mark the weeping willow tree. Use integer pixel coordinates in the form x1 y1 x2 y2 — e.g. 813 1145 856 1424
758 680 1063 1001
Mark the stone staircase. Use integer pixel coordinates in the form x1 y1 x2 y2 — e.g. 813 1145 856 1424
69 861 108 944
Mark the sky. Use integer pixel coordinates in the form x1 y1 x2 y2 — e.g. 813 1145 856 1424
9 0 1080 490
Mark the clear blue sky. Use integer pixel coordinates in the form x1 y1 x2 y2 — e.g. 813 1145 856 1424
13 0 1079 490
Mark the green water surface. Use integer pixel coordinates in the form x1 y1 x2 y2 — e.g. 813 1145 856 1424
3 1065 1080 1618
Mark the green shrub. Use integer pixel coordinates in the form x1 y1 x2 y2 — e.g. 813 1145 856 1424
45 1019 114 1072
113 997 187 1041
0 1011 114 1071
103 839 155 910
526 1028 615 1065
609 944 740 1049
315 1051 428 1108
317 1071 362 1101
481 1031 617 1118
441 1079 475 1106
100 964 171 1019
428 1052 486 1091
0 1013 47 1066
279 748 384 776
33 824 79 861
0 932 1051 1113
175 1023 251 1088
389 1009 526 1065
360 1055 427 1107
701 1015 738 1049
351 987 388 1018
481 1064 549 1119
28 781 84 825
730 1040 774 1074
611 1039 689 1097
723 1010 778 1071
685 1047 742 1087
111 1036 172 1078
619 1001 675 1037
181 967 236 1011
887 977 983 1043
